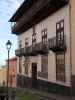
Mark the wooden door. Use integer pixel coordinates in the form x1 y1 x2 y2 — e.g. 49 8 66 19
32 63 37 88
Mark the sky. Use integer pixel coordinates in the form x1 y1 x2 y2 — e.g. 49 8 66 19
0 0 24 66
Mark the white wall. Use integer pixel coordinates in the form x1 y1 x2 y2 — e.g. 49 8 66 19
17 5 71 86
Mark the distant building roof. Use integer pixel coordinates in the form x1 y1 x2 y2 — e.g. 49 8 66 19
6 57 17 62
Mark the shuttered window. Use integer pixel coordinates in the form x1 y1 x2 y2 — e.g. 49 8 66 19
41 28 47 45
56 53 65 82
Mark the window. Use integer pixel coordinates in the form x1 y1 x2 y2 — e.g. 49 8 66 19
19 57 22 73
32 33 36 46
25 38 29 47
38 55 48 79
23 57 30 75
18 40 22 73
41 28 47 45
19 40 22 48
56 53 65 82
41 55 48 73
32 26 36 46
24 64 28 75
56 20 64 46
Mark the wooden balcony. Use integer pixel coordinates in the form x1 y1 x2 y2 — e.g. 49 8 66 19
15 36 66 57
32 42 48 55
48 36 66 52
15 48 24 57
10 0 69 34
15 42 48 57
15 46 32 57
24 46 32 56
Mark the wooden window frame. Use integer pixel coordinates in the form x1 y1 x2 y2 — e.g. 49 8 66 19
19 40 22 48
41 54 48 73
56 19 65 82
32 33 36 46
32 26 37 46
19 57 22 74
41 28 47 45
24 64 29 75
56 52 65 82
56 20 64 46
25 38 29 47
38 54 48 79
23 57 30 75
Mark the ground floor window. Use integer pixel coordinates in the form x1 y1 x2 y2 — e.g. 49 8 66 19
38 55 48 79
56 53 65 82
19 57 22 73
24 63 29 75
23 57 30 75
41 55 48 73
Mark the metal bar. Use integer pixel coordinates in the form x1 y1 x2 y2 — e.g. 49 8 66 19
6 50 9 100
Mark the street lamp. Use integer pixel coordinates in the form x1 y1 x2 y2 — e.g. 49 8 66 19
6 40 12 100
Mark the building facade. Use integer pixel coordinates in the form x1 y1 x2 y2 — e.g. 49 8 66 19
6 57 17 87
0 66 7 86
10 0 75 95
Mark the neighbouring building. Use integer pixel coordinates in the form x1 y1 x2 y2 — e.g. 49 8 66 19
9 0 75 95
0 57 17 88
0 66 7 86
6 57 17 87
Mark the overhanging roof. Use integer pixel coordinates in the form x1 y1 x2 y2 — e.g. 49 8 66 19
10 0 35 22
10 0 69 35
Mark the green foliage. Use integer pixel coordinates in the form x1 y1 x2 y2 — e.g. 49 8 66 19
19 94 40 100
0 86 8 93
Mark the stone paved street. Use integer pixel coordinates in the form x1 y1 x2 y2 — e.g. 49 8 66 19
11 88 75 100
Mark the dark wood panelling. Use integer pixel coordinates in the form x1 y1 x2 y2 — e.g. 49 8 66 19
11 0 69 34
17 74 71 96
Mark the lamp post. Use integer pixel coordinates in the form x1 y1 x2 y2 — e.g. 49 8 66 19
6 40 12 100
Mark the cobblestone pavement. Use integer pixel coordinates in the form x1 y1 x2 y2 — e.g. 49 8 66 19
29 89 75 100
9 95 75 100
35 93 74 100
9 88 75 100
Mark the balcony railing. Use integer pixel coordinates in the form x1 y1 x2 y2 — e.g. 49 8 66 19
38 71 48 79
15 46 32 57
15 36 66 57
15 42 48 57
15 48 24 57
32 42 48 55
24 46 32 56
48 36 66 52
